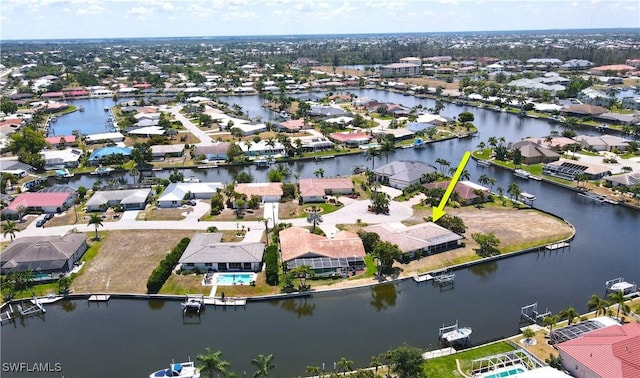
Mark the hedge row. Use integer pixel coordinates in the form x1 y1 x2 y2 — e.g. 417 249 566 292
146 237 191 294
264 245 279 286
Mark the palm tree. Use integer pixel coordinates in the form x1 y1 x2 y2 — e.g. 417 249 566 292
369 355 382 375
560 306 579 325
306 206 323 232
608 290 630 319
251 354 275 378
197 348 230 378
366 148 381 170
543 314 560 333
380 139 395 163
314 168 325 178
305 366 320 377
128 167 139 184
2 220 19 241
507 182 521 202
478 174 490 187
435 158 450 174
522 327 535 344
336 357 353 376
87 214 103 240
587 294 609 317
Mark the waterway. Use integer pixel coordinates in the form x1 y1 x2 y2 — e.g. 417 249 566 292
2 90 639 377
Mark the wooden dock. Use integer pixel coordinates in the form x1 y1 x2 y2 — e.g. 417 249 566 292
88 295 111 302
0 304 15 324
204 297 247 307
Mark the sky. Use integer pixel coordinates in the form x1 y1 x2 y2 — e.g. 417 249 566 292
1 0 639 40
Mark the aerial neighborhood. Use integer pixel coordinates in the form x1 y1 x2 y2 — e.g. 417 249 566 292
1 30 639 377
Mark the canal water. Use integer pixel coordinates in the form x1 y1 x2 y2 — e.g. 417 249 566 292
2 91 638 377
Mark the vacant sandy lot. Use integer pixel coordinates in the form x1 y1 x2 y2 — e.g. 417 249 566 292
314 206 574 291
71 229 197 294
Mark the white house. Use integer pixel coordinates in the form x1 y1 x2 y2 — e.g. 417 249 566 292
157 182 223 208
239 140 285 157
40 148 83 170
85 188 152 211
178 233 264 272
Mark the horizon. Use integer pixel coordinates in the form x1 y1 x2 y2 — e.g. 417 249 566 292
1 0 639 41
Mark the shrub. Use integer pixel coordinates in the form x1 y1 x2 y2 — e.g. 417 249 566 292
146 237 190 293
264 245 280 286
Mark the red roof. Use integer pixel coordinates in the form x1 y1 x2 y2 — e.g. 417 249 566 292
425 181 490 201
557 322 640 378
66 90 89 96
278 119 305 131
0 118 23 128
329 132 371 143
41 92 64 98
592 64 635 72
4 192 72 212
45 135 77 144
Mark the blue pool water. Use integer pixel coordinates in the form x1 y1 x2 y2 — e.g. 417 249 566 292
215 273 255 286
482 367 526 378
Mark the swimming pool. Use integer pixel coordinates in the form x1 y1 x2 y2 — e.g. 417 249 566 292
481 364 526 378
214 273 256 286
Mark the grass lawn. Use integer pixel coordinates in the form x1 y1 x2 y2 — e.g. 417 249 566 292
423 341 515 377
139 207 191 221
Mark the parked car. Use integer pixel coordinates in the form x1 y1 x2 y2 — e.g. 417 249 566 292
187 200 197 206
36 219 46 227
44 213 54 220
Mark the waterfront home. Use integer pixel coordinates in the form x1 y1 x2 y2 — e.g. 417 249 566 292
275 119 306 133
363 222 462 259
542 159 612 180
234 182 283 203
561 104 608 117
522 136 579 152
373 160 437 189
1 233 88 275
84 132 125 145
126 125 165 137
157 182 223 208
603 171 640 188
150 144 184 160
556 321 640 378
424 180 491 205
85 188 152 212
40 147 83 170
294 135 335 152
1 192 75 219
329 132 371 146
45 135 77 147
178 233 264 272
298 177 354 203
239 140 285 157
230 123 267 136
309 105 350 117
87 146 132 166
194 142 230 161
279 227 366 277
511 140 561 164
574 135 630 152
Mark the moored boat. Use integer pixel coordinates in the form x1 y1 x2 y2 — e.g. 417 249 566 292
91 166 114 176
183 176 201 183
149 360 200 378
513 169 530 179
54 169 74 179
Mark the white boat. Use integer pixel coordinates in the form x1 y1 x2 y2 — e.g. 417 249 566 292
54 169 74 179
412 138 426 148
91 166 114 176
513 169 530 179
476 160 492 167
183 176 201 183
181 295 204 313
518 192 537 202
440 327 472 343
149 360 200 378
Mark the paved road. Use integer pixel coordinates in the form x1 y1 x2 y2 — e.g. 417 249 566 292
162 105 215 146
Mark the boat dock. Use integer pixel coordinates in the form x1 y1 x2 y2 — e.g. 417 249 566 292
432 270 456 286
476 160 492 167
182 295 205 314
88 294 111 302
578 192 617 205
16 297 46 317
0 304 15 325
422 347 456 360
520 302 551 324
545 242 570 251
204 297 247 307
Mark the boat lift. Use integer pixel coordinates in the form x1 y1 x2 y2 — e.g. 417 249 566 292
0 304 15 325
605 277 638 298
16 297 46 318
439 321 472 345
432 270 455 287
520 302 551 324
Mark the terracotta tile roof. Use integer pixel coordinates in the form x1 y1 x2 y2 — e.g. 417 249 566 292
45 135 77 144
557 322 640 378
4 192 73 212
424 181 490 201
278 118 305 131
279 227 365 262
299 177 353 198
329 132 371 143
235 182 283 198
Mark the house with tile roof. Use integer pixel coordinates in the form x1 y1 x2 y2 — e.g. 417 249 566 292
279 227 366 277
275 119 306 133
329 132 372 146
234 182 283 203
557 322 640 378
603 172 640 188
1 192 75 219
178 233 264 272
424 180 491 205
1 233 87 275
373 160 437 189
363 222 462 259
299 177 354 203
574 135 630 152
511 140 561 164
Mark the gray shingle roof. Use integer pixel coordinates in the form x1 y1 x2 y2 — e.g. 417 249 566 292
179 233 264 264
1 234 86 272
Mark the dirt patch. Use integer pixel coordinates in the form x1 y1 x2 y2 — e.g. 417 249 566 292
71 229 198 294
140 207 191 221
